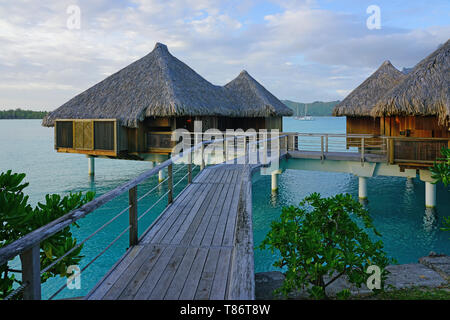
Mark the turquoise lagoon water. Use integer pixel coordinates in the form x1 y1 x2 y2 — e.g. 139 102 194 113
0 118 449 299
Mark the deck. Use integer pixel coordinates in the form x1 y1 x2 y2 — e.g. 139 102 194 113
288 150 387 163
85 164 254 300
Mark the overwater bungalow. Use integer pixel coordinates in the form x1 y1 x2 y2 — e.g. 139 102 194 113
332 60 405 147
42 43 292 163
371 39 449 168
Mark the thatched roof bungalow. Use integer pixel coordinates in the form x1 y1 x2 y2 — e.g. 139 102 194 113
372 39 449 134
371 39 449 166
333 60 405 137
44 42 292 160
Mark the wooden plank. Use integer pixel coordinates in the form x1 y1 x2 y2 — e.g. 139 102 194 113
117 245 166 300
148 246 188 299
161 183 213 245
191 177 231 247
102 245 163 300
133 245 177 300
151 183 207 244
140 183 199 244
178 248 209 300
170 183 221 245
227 166 255 300
179 183 226 246
163 247 198 300
209 248 232 300
194 248 220 300
221 177 242 246
189 182 228 246
211 176 240 246
145 183 204 244
86 245 144 300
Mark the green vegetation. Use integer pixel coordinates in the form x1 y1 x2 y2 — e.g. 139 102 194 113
259 193 393 300
363 286 450 300
431 147 450 234
0 108 48 119
0 170 94 299
431 147 450 188
282 100 340 117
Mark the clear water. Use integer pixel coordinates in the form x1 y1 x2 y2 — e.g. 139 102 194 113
0 118 449 299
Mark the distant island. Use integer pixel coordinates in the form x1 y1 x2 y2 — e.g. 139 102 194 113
282 100 340 117
0 102 339 119
0 108 48 119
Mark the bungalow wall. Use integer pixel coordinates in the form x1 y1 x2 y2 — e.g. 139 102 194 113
346 116 381 149
55 116 285 157
380 116 449 138
381 116 450 166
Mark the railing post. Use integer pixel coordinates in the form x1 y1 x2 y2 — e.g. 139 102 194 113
325 134 329 153
21 244 41 300
129 186 138 247
187 150 192 184
321 136 324 162
361 137 365 165
389 138 395 164
244 136 248 164
168 163 173 204
200 143 205 170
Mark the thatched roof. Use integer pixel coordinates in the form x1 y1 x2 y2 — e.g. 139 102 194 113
333 60 405 117
372 39 449 125
43 43 291 128
225 70 293 117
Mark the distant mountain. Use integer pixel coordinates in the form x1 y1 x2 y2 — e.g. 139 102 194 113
401 67 413 75
282 100 340 117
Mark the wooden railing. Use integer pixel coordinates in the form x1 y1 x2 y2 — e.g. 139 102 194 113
386 137 449 165
291 133 449 165
0 132 288 300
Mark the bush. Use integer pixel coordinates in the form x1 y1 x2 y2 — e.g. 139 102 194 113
0 170 94 299
431 147 450 234
259 192 393 299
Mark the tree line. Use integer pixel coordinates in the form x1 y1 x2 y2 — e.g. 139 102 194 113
0 108 48 119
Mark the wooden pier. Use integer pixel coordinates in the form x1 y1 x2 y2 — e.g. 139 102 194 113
86 164 254 300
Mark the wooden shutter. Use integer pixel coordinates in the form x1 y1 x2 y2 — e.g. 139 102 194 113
73 120 94 150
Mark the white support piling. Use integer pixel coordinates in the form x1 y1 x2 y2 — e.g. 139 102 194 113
271 172 278 192
88 156 95 176
271 173 278 192
358 176 367 200
425 182 436 208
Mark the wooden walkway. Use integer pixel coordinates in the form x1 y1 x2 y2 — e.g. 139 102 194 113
85 164 254 300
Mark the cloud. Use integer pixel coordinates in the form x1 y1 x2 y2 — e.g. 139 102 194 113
0 0 448 109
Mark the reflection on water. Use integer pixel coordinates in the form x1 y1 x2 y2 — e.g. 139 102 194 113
423 207 438 234
252 161 450 274
359 198 369 207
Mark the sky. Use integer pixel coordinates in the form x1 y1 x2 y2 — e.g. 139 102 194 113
0 0 449 111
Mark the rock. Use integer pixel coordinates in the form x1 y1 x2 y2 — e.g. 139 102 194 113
255 262 448 300
419 255 450 282
255 271 285 300
385 264 447 289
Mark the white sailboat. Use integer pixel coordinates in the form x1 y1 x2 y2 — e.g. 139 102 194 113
298 104 313 121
